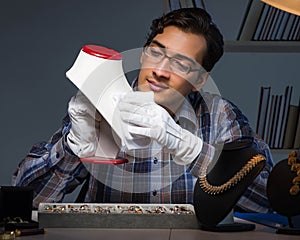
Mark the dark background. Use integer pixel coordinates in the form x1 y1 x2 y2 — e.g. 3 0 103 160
0 0 299 190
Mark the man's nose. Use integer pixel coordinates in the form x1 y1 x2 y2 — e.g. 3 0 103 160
152 58 171 79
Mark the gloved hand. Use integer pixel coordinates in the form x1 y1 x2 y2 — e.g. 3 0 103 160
118 91 203 165
67 91 102 157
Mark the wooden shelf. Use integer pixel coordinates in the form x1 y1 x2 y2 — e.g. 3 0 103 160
225 41 300 52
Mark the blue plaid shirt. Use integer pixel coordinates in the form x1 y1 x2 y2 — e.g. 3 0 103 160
13 81 274 212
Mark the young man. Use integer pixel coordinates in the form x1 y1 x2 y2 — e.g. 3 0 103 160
12 8 274 213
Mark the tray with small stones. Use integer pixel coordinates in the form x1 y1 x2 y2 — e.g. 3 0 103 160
38 203 200 229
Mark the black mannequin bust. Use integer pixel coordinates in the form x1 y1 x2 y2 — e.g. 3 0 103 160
193 139 266 231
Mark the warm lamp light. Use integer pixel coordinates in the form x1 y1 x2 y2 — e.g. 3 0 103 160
261 0 300 16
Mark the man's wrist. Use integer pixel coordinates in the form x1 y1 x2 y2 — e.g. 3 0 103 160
172 129 203 165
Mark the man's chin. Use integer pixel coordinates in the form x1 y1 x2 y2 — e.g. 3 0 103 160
154 96 183 115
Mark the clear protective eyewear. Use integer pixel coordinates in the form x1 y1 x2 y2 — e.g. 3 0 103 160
142 46 205 76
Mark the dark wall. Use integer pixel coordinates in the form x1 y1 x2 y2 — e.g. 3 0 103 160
0 0 162 185
1 0 299 186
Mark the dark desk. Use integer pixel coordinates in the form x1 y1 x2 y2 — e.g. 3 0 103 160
9 211 295 239
17 222 299 240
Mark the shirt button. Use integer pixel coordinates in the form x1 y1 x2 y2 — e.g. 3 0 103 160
153 157 158 164
152 190 157 196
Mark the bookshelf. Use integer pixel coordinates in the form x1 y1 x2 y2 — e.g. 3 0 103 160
225 0 300 53
224 40 300 52
254 85 299 155
224 1 300 161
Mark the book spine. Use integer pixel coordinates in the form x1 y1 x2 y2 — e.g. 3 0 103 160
266 95 275 145
238 0 265 40
253 3 268 40
272 95 282 148
275 11 290 40
269 95 279 148
278 86 293 148
256 86 271 139
283 105 299 148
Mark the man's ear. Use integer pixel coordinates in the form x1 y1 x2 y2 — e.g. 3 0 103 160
192 71 210 92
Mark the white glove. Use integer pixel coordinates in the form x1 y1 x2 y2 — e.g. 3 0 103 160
67 91 101 157
118 91 203 165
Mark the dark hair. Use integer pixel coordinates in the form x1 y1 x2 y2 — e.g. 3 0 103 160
145 8 224 72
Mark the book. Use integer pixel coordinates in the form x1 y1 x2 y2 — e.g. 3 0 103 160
260 6 276 40
250 4 300 41
295 20 300 40
269 95 279 148
257 4 272 40
272 95 284 148
256 86 271 139
252 3 269 40
237 0 265 40
283 105 299 148
274 11 290 40
278 86 293 148
260 86 296 149
269 9 284 40
289 16 300 40
266 8 280 40
263 90 273 142
282 13 296 40
265 95 275 146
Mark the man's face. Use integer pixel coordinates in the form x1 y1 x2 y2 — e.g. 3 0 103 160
137 25 208 114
